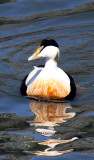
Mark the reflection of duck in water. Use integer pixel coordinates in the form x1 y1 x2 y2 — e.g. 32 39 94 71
34 137 78 156
20 39 76 100
38 137 78 148
34 148 73 156
29 100 76 128
27 100 78 157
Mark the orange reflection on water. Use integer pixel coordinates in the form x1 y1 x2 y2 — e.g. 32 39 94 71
33 137 78 156
34 149 73 156
28 100 77 157
29 101 76 127
33 137 78 157
38 137 78 148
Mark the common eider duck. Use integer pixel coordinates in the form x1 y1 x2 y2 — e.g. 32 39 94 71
20 39 76 100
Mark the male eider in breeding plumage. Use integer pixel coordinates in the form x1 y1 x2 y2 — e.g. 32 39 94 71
20 39 76 100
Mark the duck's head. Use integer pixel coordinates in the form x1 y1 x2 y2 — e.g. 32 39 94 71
28 39 60 62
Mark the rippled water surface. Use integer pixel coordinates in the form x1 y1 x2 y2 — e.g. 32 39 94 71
0 0 94 159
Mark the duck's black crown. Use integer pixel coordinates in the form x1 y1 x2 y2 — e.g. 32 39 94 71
40 39 59 48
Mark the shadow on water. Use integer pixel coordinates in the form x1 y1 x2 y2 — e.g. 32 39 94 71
0 0 17 5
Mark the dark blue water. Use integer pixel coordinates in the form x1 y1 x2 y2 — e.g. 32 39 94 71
0 0 94 159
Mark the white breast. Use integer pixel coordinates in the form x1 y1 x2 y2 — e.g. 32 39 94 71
26 66 71 100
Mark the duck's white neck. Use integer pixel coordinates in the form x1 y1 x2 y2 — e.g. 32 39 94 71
45 58 57 69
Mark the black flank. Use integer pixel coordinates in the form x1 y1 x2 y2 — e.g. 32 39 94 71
20 75 28 96
65 73 76 100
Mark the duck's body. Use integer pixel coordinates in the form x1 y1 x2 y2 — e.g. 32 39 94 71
20 39 76 100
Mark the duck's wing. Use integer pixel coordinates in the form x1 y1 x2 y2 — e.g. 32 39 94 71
20 65 44 96
26 66 43 87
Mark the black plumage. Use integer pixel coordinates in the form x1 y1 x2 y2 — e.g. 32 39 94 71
65 73 76 100
20 75 28 96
